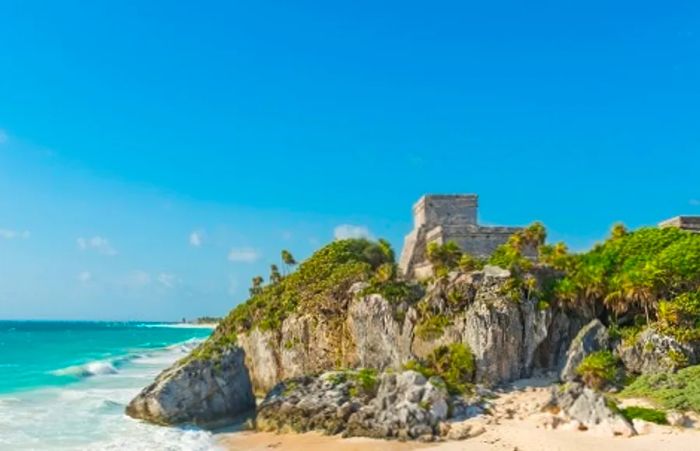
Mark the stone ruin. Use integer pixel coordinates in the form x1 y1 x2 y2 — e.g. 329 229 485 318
659 216 700 233
398 194 523 279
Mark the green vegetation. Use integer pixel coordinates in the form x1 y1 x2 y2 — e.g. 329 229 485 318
348 368 379 398
426 241 463 278
576 351 619 389
404 343 475 395
620 365 700 412
414 313 452 340
189 239 394 361
619 406 668 425
553 227 700 324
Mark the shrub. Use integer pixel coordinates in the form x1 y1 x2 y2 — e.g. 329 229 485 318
576 351 618 389
620 406 668 425
620 365 700 412
404 343 475 395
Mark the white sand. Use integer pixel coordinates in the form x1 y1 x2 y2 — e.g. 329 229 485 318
219 378 700 451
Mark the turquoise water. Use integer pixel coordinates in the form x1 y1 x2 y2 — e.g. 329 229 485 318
0 321 217 450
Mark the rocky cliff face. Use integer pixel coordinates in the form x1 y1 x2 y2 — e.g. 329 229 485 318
126 347 255 427
234 266 585 394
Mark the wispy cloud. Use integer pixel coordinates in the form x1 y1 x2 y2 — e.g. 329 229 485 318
77 236 117 256
0 129 7 144
77 271 92 283
0 229 30 240
690 199 700 206
334 224 373 240
189 230 204 247
227 247 260 263
157 273 178 288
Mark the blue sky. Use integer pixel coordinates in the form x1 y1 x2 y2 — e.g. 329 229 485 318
0 1 698 320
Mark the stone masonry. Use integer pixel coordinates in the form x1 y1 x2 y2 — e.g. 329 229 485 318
399 194 523 279
658 216 700 233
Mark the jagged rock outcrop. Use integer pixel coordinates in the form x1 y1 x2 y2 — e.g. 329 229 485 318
126 347 255 427
545 382 636 437
234 266 586 393
256 370 458 441
617 328 699 374
560 319 609 381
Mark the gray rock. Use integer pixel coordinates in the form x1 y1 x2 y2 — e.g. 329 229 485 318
617 328 698 374
126 346 255 427
560 319 609 382
256 370 453 440
546 382 636 437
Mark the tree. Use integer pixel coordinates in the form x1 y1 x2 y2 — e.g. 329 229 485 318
249 275 264 296
281 250 297 274
269 264 282 284
611 223 628 240
377 238 395 263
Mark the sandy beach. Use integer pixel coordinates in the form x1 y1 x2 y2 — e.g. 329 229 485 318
220 415 700 451
219 378 700 451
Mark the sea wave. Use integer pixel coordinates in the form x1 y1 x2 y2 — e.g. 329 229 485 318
51 360 120 378
50 337 205 379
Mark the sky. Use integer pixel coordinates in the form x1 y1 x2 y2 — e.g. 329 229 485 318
0 1 698 320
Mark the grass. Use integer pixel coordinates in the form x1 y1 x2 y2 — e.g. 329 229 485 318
620 364 700 412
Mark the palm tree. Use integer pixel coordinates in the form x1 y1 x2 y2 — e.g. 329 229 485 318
281 250 297 274
249 275 264 296
269 264 282 284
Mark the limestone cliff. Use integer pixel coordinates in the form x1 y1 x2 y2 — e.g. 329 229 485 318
200 263 584 394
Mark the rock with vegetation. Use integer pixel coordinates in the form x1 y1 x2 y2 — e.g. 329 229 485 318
126 346 255 427
256 369 452 441
560 319 609 382
617 328 698 374
546 382 636 436
130 221 700 430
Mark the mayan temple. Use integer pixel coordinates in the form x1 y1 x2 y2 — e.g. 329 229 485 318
399 194 525 278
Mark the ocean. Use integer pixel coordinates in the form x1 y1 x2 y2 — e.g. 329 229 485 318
0 321 218 450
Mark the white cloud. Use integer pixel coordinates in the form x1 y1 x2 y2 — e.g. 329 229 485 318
0 129 7 144
77 236 117 256
690 199 700 206
189 230 203 247
77 271 92 283
227 247 260 263
157 273 178 288
0 229 30 240
333 224 373 240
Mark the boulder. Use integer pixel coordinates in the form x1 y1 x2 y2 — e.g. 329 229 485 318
256 370 454 440
126 346 255 427
546 382 636 437
560 319 609 382
617 328 698 374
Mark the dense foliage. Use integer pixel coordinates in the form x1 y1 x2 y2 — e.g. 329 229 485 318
487 224 700 347
404 343 475 395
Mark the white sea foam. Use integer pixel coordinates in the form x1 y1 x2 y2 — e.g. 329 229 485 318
0 338 218 450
